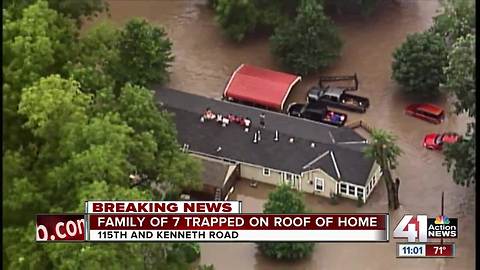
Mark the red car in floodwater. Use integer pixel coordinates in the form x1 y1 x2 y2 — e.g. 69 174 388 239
423 133 460 150
405 103 445 124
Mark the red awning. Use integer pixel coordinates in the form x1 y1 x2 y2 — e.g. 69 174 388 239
223 64 301 111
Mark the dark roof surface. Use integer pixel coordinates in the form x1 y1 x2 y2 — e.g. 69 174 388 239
199 159 232 188
154 87 375 186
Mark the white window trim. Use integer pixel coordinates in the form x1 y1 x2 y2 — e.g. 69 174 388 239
348 185 356 196
356 186 364 197
314 177 324 192
340 183 348 194
282 173 296 188
263 168 271 176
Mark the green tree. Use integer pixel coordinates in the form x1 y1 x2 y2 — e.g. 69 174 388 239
3 0 77 150
257 184 314 260
254 0 300 30
364 128 402 210
391 31 448 95
270 0 342 75
442 34 475 186
3 0 108 24
67 21 118 94
110 18 174 87
214 0 258 42
330 0 380 17
432 0 475 45
93 84 202 197
17 75 136 210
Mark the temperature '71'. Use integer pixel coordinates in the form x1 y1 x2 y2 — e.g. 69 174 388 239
434 246 447 255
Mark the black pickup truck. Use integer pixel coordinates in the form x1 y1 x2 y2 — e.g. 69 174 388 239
287 102 347 127
307 74 370 113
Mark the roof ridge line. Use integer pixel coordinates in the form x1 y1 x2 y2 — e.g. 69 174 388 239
330 151 341 179
302 150 330 170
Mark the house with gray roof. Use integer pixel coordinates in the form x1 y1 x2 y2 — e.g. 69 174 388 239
154 87 382 203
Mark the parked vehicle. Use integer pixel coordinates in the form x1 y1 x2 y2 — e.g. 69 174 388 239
423 132 460 150
405 103 445 124
287 102 347 127
307 74 370 113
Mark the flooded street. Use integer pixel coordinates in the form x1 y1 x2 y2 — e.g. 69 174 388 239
86 1 475 269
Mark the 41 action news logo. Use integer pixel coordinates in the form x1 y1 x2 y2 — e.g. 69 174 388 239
393 215 458 242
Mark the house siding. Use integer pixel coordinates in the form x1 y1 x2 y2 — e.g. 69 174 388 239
191 152 379 203
240 164 284 186
301 169 337 198
365 163 382 200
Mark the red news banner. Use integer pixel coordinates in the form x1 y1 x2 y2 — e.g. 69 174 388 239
36 201 389 242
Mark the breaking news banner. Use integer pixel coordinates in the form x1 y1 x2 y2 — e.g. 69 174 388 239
85 200 242 214
35 201 389 242
87 214 388 242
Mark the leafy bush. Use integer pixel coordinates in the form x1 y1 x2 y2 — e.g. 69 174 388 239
257 185 314 260
112 18 174 87
391 31 448 95
214 0 258 42
270 0 342 75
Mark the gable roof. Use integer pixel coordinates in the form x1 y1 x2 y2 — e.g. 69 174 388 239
223 64 301 111
199 158 233 188
154 87 375 186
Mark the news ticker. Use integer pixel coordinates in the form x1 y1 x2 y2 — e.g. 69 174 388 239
397 243 456 258
36 201 389 242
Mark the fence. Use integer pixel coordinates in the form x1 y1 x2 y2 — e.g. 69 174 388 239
346 120 374 134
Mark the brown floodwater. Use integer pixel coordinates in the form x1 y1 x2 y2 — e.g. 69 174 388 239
85 1 475 269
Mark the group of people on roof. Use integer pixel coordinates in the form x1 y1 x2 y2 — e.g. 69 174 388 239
201 108 251 129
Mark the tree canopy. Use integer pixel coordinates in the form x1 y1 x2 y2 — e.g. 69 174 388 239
270 0 342 75
3 0 108 24
442 34 476 186
214 0 258 42
111 18 174 87
429 0 476 187
432 0 475 45
391 31 448 95
257 184 314 260
3 1 203 269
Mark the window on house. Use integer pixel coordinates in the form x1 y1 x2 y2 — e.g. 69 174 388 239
366 185 370 195
340 183 347 194
357 187 364 198
348 185 355 196
315 178 324 192
283 173 294 186
263 168 270 176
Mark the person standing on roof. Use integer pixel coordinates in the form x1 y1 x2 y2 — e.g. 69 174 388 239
259 113 266 129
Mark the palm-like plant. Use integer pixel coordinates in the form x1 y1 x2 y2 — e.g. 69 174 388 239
364 128 403 210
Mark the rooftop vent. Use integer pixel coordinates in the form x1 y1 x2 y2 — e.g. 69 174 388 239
216 146 222 152
289 137 295 143
310 142 316 148
257 130 261 141
274 130 279 142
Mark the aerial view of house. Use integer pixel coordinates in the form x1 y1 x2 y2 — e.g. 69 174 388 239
156 87 382 203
